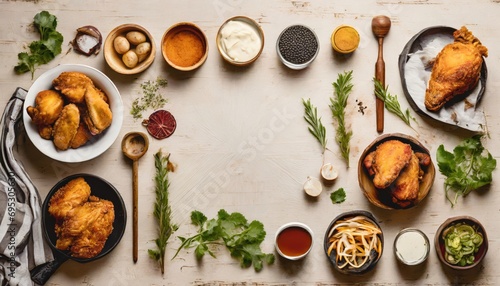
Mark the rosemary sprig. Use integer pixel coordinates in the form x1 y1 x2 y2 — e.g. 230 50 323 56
373 78 415 128
131 76 168 120
330 71 354 167
302 98 327 153
148 150 178 274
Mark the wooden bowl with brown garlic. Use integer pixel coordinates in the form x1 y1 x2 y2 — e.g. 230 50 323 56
358 133 435 210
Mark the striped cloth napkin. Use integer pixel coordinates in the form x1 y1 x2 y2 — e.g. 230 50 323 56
0 88 54 286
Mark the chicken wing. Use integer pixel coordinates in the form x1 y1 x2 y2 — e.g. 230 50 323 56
52 72 93 104
66 198 115 258
48 177 91 221
372 140 413 189
26 90 64 126
83 84 112 135
52 103 80 150
425 26 488 111
390 154 420 208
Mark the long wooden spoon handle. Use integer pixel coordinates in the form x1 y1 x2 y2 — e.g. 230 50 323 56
375 37 385 133
133 159 139 263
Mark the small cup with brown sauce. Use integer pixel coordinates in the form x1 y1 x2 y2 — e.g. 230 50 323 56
161 22 209 71
275 222 314 260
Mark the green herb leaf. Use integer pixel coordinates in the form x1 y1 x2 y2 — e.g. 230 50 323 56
373 78 415 128
302 98 327 153
131 77 168 120
15 11 63 79
436 135 497 207
330 71 354 167
173 209 274 271
148 150 178 274
330 188 346 204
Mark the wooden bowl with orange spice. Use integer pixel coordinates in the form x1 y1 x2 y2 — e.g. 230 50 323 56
161 22 209 71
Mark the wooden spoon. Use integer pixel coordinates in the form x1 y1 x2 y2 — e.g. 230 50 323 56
121 132 149 263
372 15 391 133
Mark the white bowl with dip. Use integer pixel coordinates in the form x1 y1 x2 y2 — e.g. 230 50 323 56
275 222 313 260
216 16 264 66
394 228 430 266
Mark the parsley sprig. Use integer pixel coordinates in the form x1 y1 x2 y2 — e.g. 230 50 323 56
302 98 327 153
173 209 275 272
148 151 178 274
14 11 64 79
330 71 354 167
436 135 497 207
373 79 415 128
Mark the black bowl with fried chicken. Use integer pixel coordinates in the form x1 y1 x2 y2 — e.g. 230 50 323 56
31 173 126 285
358 133 435 210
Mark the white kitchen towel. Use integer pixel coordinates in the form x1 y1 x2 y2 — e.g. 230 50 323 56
0 88 54 286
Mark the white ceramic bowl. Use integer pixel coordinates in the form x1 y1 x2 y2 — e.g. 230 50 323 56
275 222 314 260
23 64 123 163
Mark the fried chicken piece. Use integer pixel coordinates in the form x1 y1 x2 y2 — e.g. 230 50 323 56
52 104 80 150
83 84 112 135
55 197 115 258
425 26 488 111
26 90 64 126
37 124 53 140
363 151 376 176
390 153 420 208
415 152 431 167
48 177 91 221
52 72 93 104
372 140 413 189
70 122 93 149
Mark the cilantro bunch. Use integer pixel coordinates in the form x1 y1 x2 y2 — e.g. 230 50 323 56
173 209 275 271
436 135 497 206
14 11 63 78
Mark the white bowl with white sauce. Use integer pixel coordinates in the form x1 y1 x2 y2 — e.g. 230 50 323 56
216 16 264 66
393 228 430 266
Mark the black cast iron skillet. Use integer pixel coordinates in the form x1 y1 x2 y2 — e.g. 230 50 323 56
30 173 127 285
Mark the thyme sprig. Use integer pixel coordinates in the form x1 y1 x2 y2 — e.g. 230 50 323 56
330 71 353 167
131 76 168 120
302 98 327 153
373 79 416 128
148 150 178 274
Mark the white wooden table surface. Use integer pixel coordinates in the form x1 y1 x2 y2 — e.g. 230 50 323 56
1 1 500 285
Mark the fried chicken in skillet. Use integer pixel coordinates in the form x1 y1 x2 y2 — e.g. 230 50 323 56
49 177 115 259
425 26 488 111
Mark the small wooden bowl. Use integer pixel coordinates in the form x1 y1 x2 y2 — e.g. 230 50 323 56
103 24 156 75
161 22 208 71
358 133 435 210
435 216 488 271
324 210 383 275
216 16 265 66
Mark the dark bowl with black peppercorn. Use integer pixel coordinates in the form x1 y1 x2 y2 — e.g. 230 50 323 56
276 24 319 70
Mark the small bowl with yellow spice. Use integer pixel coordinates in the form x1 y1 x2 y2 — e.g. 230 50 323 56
161 22 209 71
331 25 360 54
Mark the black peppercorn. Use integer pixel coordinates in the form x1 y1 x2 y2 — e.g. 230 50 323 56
277 25 319 67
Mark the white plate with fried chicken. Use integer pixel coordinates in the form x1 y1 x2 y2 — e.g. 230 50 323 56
399 26 488 133
23 64 123 162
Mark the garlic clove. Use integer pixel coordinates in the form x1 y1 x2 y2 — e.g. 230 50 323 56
321 163 338 181
303 176 323 197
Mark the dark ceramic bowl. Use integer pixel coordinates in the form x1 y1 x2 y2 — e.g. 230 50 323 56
31 174 126 285
358 133 435 210
435 216 488 271
324 210 383 275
